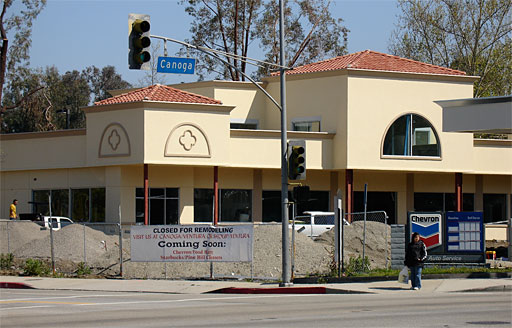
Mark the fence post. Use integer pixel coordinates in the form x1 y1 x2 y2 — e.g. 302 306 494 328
7 221 10 254
83 223 86 264
49 195 56 275
118 223 123 277
362 184 368 272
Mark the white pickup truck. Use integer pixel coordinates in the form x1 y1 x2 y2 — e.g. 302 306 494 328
36 216 74 231
291 211 349 237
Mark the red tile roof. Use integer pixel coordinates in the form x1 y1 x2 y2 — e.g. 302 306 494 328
94 84 222 106
272 50 467 76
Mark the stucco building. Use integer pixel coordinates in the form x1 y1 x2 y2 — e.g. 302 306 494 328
1 50 511 226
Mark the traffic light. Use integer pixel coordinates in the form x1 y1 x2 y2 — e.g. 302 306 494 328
128 14 151 70
288 141 306 180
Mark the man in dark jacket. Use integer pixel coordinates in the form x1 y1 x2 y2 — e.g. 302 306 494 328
405 232 427 290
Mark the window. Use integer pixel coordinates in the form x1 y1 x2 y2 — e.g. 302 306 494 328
414 193 474 212
483 194 506 223
136 188 179 225
354 192 397 224
292 121 320 132
230 123 258 129
32 189 68 217
32 188 105 222
383 114 440 157
262 190 329 222
194 189 252 223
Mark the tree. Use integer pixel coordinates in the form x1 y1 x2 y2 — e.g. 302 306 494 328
0 0 46 106
82 65 132 103
389 0 512 98
180 0 348 81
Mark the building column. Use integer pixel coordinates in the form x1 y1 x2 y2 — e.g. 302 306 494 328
252 169 263 222
330 171 339 212
475 175 483 212
345 169 353 221
144 164 149 225
455 173 463 212
406 173 414 213
213 166 219 225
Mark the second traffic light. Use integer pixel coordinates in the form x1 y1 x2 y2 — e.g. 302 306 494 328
288 140 306 180
129 13 151 70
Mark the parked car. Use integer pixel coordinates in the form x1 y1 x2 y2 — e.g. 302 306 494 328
290 211 349 237
19 213 73 231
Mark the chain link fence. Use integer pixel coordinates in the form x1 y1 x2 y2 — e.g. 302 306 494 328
1 212 391 279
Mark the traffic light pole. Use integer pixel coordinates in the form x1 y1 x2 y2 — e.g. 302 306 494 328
279 0 292 287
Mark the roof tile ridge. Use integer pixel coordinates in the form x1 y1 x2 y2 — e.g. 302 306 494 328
94 85 154 105
162 85 222 104
144 84 160 100
369 50 467 75
292 50 365 70
347 49 371 68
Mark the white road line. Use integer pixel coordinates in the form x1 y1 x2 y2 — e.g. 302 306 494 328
74 294 316 306
0 305 53 311
0 294 139 302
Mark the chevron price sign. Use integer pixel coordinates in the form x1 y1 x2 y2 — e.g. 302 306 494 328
409 213 442 250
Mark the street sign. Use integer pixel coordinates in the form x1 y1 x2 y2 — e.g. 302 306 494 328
157 56 195 74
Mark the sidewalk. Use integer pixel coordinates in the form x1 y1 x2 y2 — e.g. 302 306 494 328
1 275 511 295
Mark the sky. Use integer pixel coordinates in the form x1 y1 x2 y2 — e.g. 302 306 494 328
15 0 400 86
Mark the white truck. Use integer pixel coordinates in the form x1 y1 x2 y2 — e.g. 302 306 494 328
291 211 349 238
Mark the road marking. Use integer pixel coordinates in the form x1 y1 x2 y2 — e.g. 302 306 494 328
0 305 53 311
74 294 316 307
0 300 92 305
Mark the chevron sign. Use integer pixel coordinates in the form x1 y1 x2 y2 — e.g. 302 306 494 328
410 213 442 250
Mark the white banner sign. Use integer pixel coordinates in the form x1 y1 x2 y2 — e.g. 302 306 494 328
130 225 253 262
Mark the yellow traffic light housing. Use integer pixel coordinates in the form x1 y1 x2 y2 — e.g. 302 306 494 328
129 14 151 70
288 141 306 180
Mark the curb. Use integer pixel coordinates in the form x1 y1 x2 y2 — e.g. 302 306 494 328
293 272 512 284
209 287 371 294
0 282 35 289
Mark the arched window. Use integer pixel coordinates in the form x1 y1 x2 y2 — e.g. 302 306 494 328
383 114 440 157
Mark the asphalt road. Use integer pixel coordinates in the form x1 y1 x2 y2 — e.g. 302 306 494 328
1 289 510 328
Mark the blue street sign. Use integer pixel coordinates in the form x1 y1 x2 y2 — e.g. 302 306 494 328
157 57 195 74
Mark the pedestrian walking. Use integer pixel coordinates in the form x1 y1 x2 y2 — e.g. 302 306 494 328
9 199 18 220
405 232 427 290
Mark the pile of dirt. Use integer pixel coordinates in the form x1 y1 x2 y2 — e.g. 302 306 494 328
0 220 390 279
314 220 391 269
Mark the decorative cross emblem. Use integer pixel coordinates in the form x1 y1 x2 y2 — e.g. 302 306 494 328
179 130 197 151
108 129 121 151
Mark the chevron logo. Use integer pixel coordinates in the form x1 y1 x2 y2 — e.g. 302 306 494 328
410 213 442 250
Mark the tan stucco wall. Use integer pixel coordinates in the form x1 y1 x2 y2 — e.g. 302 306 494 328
346 74 475 172
0 132 86 171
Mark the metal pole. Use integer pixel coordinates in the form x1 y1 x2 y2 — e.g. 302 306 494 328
279 0 291 287
49 194 55 275
291 202 296 280
119 205 123 277
7 221 10 254
362 184 367 272
83 223 86 263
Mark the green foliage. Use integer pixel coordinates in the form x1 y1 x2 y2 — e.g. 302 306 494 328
75 262 92 276
179 0 348 81
389 0 512 98
0 253 14 269
345 255 371 275
23 258 51 276
1 65 131 133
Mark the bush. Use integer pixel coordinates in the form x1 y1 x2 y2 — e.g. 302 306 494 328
75 262 91 276
0 253 14 269
23 259 51 276
346 255 371 275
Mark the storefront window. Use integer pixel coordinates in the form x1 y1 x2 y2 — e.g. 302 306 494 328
262 190 329 222
414 192 474 212
32 189 68 217
354 191 397 224
136 188 179 225
483 194 506 223
194 189 214 223
220 189 252 222
72 189 89 222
